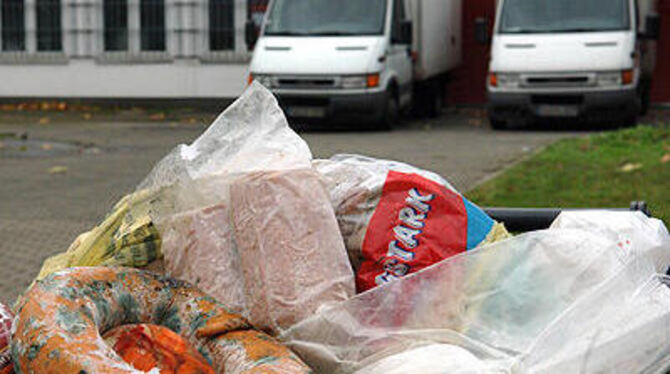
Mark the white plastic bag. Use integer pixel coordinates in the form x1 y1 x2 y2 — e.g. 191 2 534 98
353 344 489 374
550 210 670 272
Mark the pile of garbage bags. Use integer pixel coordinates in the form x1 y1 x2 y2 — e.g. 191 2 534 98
7 83 670 373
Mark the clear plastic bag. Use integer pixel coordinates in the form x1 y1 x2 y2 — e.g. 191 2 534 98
153 83 355 335
282 212 670 373
138 81 312 192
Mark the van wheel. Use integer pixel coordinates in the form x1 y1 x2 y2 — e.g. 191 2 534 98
639 82 651 116
489 117 508 130
379 90 399 130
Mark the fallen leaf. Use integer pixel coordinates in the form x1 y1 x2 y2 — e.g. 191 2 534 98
188 118 198 125
468 118 483 127
150 112 166 121
41 143 53 151
662 154 670 163
48 166 68 174
57 102 68 111
82 113 92 120
619 162 643 173
38 117 50 125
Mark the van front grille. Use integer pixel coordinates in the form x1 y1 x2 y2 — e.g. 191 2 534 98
276 77 337 89
523 74 594 88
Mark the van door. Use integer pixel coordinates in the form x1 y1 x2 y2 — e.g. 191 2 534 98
388 0 413 107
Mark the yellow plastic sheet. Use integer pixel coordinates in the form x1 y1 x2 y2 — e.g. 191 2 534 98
36 188 162 281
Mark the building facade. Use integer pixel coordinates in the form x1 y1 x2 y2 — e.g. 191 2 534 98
0 0 667 102
0 0 267 98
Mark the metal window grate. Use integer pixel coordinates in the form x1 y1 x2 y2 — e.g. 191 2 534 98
209 0 233 51
1 0 25 51
104 0 127 51
140 0 165 51
36 0 62 51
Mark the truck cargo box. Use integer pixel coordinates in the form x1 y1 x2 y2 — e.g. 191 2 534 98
409 0 462 81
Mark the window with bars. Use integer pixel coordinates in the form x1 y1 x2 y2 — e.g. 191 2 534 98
104 0 128 51
209 0 234 51
141 0 165 51
1 0 25 51
36 0 62 51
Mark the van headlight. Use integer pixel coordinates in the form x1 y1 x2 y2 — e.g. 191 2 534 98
596 72 622 87
341 74 380 89
496 73 521 88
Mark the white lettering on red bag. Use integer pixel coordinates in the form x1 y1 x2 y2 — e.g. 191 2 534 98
357 171 468 292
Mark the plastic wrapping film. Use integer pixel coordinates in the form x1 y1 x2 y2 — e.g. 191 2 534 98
313 154 510 292
282 212 670 373
12 267 311 374
138 81 312 192
230 169 355 335
36 188 162 282
160 202 247 315
550 210 670 272
151 84 355 336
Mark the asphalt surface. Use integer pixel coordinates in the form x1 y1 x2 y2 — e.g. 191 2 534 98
0 110 581 304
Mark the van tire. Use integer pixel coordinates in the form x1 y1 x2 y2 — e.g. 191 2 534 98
489 117 508 130
413 81 444 118
379 89 399 130
639 81 651 116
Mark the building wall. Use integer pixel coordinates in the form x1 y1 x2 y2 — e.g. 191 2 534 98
0 0 265 98
450 0 670 105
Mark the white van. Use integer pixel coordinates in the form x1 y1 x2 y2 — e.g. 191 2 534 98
482 0 660 129
246 0 462 129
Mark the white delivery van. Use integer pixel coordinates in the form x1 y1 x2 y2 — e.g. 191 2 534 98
482 0 660 129
246 0 462 128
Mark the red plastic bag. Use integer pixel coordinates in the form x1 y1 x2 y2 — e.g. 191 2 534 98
315 155 505 292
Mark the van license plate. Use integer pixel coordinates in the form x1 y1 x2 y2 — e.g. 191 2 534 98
288 106 326 118
536 105 579 117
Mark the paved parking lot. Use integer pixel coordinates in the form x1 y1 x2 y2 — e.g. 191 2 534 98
0 110 580 304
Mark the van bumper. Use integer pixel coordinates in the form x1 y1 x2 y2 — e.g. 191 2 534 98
273 91 387 126
488 88 638 122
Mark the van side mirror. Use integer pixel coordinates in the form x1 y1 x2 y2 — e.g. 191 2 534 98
474 17 490 44
245 20 259 51
641 13 660 40
392 20 413 45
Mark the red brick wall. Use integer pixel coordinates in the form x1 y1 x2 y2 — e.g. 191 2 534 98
447 0 496 104
449 0 670 104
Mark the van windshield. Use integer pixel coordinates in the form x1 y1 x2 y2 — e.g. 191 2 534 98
264 0 387 36
499 0 630 34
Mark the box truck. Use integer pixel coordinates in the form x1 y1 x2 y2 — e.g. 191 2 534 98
480 0 660 129
246 0 462 128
